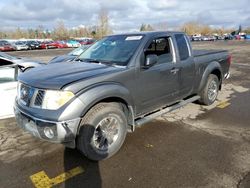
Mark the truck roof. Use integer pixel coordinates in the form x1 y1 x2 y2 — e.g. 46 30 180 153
108 31 185 37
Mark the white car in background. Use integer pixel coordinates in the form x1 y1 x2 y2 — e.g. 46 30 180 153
0 52 44 71
66 40 81 48
13 41 29 51
0 64 18 119
0 53 44 119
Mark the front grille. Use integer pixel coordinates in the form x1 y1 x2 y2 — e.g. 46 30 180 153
34 90 45 106
18 83 45 108
20 84 34 106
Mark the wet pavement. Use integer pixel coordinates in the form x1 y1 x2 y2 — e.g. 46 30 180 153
1 41 250 187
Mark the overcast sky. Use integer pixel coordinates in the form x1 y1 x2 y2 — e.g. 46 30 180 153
0 0 249 33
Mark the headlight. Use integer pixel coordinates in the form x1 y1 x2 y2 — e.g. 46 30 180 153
42 90 74 110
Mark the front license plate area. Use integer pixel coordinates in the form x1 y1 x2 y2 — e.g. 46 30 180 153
15 109 40 137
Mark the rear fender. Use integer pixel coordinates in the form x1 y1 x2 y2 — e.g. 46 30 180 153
198 61 222 92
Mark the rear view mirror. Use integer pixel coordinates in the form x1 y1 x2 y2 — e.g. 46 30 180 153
143 54 158 68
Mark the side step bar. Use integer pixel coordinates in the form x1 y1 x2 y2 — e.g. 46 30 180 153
135 95 200 127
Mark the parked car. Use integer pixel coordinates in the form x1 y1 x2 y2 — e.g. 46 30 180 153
0 52 44 72
40 41 57 49
0 53 44 119
191 35 202 41
224 34 233 40
201 36 216 41
246 35 250 40
26 41 42 50
14 31 231 161
13 41 29 51
0 62 18 119
48 45 91 64
53 41 68 48
215 36 225 40
66 40 81 48
77 38 95 45
0 40 15 51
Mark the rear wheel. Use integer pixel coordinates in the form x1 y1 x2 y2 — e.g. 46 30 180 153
199 74 219 105
77 102 127 161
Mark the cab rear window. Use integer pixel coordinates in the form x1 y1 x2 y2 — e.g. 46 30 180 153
175 34 190 61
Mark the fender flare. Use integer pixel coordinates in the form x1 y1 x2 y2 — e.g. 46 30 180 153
76 83 136 132
198 61 223 92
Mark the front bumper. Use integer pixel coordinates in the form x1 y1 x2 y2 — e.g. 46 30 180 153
14 106 81 147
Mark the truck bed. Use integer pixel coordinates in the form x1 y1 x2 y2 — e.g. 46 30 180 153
193 49 227 57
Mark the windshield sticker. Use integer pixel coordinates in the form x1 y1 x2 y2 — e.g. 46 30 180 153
125 36 143 41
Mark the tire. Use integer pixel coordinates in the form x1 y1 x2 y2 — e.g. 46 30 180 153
77 102 127 161
199 74 219 105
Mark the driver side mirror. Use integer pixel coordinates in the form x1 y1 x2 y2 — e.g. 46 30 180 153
143 54 158 69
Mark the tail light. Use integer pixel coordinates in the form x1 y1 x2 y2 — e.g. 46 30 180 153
227 55 232 65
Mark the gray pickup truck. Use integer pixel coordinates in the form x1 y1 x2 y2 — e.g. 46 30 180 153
14 31 231 160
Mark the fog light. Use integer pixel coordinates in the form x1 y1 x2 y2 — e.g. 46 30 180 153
44 127 54 139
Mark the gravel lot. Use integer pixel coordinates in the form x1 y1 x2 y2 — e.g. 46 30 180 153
7 48 72 63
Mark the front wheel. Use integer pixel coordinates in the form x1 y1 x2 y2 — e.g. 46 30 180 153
199 74 219 105
77 102 127 161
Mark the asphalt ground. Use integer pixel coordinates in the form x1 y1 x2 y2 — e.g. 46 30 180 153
1 41 250 188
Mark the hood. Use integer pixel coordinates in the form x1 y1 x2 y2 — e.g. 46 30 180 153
18 62 124 90
48 55 75 64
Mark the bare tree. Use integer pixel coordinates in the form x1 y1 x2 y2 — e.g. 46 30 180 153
96 9 112 39
243 27 250 34
12 27 26 39
181 22 202 35
200 25 212 35
0 31 8 39
36 25 45 38
213 27 226 36
140 23 154 31
53 20 69 40
140 24 146 31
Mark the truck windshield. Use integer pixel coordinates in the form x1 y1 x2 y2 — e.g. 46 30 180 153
77 35 144 66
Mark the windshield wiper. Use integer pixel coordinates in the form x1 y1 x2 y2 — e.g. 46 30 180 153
75 58 123 67
74 58 84 62
86 59 101 64
75 58 100 63
79 58 113 65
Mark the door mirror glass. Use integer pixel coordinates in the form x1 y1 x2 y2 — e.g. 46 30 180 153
144 54 158 68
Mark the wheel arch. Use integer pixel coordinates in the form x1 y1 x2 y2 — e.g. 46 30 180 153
198 61 223 92
76 84 136 134
210 68 222 90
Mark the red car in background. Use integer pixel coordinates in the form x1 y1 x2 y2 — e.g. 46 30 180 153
0 40 15 51
77 38 95 45
40 41 56 49
40 41 68 49
54 41 68 48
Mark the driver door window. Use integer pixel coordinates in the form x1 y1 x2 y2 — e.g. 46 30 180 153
145 37 173 64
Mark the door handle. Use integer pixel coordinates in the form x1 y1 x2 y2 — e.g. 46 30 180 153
170 68 180 74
